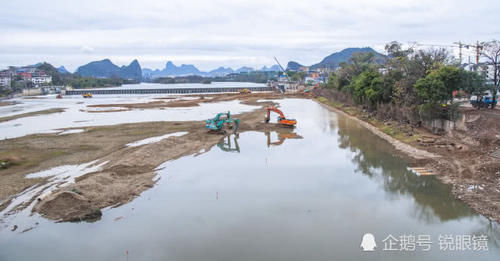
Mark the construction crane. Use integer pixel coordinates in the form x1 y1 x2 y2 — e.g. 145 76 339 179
411 41 483 65
274 57 292 93
274 57 291 82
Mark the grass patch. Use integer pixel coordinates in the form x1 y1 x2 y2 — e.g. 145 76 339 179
316 96 422 144
0 149 67 171
0 159 12 169
372 119 421 143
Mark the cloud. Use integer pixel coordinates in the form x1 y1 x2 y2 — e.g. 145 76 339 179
80 45 95 54
0 0 499 71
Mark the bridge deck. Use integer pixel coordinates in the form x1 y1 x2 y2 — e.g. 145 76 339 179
66 87 274 95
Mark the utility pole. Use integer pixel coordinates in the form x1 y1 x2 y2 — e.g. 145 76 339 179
454 41 463 64
475 41 482 65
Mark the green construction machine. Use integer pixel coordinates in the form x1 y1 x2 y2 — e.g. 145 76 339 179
205 112 240 134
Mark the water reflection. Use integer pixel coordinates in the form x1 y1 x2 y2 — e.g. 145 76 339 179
264 131 303 147
335 115 476 223
472 219 500 249
217 134 240 153
217 131 304 152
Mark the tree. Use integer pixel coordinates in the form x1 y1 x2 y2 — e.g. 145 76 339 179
291 71 306 82
350 70 386 107
385 41 413 58
414 72 448 104
384 42 451 122
460 70 487 95
414 65 463 105
480 40 500 104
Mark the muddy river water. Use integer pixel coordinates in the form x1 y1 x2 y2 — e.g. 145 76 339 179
0 98 499 260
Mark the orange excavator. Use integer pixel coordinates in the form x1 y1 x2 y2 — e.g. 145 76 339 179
264 106 297 127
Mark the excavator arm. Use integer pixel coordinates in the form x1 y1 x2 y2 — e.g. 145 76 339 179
205 111 239 133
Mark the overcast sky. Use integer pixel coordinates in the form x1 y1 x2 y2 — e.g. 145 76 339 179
1 0 499 72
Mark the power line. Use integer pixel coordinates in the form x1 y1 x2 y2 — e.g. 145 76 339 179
409 41 483 64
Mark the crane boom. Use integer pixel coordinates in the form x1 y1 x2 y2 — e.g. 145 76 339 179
274 56 292 83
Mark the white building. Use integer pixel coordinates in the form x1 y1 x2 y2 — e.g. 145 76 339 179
0 76 11 87
31 75 52 85
483 64 497 83
463 63 498 83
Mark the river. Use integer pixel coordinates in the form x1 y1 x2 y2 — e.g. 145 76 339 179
0 98 498 260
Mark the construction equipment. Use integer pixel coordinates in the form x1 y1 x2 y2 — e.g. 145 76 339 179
82 93 92 98
302 83 320 95
205 112 240 133
264 106 297 127
274 57 292 93
217 134 240 152
239 88 251 94
470 91 498 109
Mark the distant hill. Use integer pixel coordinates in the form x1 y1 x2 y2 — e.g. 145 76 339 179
76 59 142 81
235 66 254 73
142 63 280 78
208 67 234 77
118 60 142 81
165 61 201 76
36 62 77 85
143 61 202 78
311 47 386 69
57 66 70 74
285 48 387 71
260 65 280 72
286 61 304 71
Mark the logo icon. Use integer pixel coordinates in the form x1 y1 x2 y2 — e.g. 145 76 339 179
361 233 377 251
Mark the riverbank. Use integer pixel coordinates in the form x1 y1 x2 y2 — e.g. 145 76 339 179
313 88 500 222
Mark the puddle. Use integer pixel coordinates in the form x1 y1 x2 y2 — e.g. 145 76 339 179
85 107 129 113
0 99 258 139
58 129 85 135
126 132 188 147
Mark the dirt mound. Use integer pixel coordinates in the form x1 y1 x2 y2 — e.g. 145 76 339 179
34 191 102 222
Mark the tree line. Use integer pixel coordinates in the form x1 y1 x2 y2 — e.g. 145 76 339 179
324 41 498 124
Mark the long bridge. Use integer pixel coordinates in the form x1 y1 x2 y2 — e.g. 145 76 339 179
65 86 274 95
